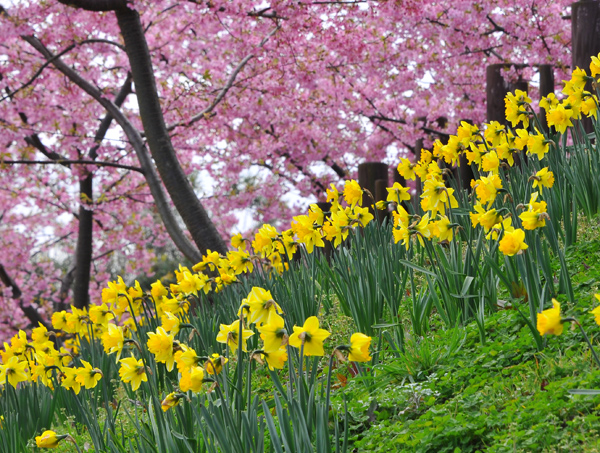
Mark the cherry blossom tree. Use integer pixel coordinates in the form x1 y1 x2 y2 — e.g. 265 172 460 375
0 0 572 336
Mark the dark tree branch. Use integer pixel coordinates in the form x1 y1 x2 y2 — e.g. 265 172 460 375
22 35 203 263
0 263 50 329
2 159 143 173
167 24 281 132
24 135 68 163
80 38 126 51
0 43 77 102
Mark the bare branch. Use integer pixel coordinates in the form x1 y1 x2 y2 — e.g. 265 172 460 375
167 24 281 131
0 43 77 102
2 159 144 173
22 34 203 263
0 263 50 329
80 38 126 51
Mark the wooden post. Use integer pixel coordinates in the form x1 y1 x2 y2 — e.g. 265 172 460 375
358 162 388 211
315 201 334 262
458 153 473 193
539 64 555 131
572 0 600 71
572 0 600 132
487 64 529 125
486 64 511 124
412 140 423 212
375 179 389 224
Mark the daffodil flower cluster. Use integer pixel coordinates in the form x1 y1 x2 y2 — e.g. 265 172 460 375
0 322 102 394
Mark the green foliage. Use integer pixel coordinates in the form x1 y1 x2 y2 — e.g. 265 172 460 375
345 308 600 452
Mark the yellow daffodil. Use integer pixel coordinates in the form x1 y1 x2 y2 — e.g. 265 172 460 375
102 276 128 307
60 367 81 395
473 173 503 207
326 183 341 211
51 311 68 331
252 224 279 257
591 294 600 325
532 167 555 193
478 208 503 233
204 353 228 375
216 320 254 355
386 182 411 204
546 103 574 134
519 210 547 230
161 392 184 412
590 54 600 78
481 150 500 173
526 129 550 161
101 323 126 362
262 347 288 370
466 142 484 167
505 89 532 128
179 366 204 393
161 311 181 334
537 299 564 336
147 327 176 371
343 180 363 207
175 347 200 373
431 215 454 242
289 316 331 356
118 356 147 391
0 356 29 388
35 430 68 449
348 206 374 228
227 250 254 275
88 303 114 328
75 360 102 389
513 128 530 151
392 223 410 249
151 279 168 301
397 158 416 180
257 311 287 353
292 214 325 254
562 67 589 95
499 228 528 256
348 333 372 362
31 323 52 345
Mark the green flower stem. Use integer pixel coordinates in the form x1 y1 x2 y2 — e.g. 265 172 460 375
66 435 83 453
325 349 338 416
247 351 258 410
299 340 306 409
236 311 245 418
300 340 305 381
562 317 600 368
179 323 202 339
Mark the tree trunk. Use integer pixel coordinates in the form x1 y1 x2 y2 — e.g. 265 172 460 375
72 76 131 309
115 7 227 256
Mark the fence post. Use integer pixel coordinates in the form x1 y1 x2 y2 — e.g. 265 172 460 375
315 201 333 262
412 140 423 212
486 64 510 124
486 64 529 125
374 179 389 224
538 64 555 132
358 162 388 212
572 0 600 132
572 0 600 71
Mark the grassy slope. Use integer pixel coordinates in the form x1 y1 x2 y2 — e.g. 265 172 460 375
341 216 600 452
